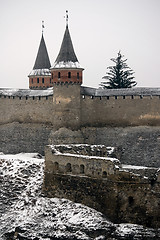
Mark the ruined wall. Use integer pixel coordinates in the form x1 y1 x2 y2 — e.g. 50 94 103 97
45 145 120 179
44 145 160 228
44 174 160 228
81 95 160 127
0 95 54 125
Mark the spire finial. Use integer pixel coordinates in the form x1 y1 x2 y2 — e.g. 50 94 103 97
42 20 45 34
66 10 68 27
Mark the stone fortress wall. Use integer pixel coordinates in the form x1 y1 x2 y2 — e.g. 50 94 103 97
0 90 54 125
81 94 160 127
1 87 160 164
1 87 160 128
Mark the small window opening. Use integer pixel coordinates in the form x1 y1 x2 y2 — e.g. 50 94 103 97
42 78 44 84
128 196 134 206
58 72 61 79
52 73 53 79
102 171 107 178
100 151 103 157
37 78 39 83
68 72 71 78
54 162 59 171
33 96 35 100
80 164 85 174
46 96 48 100
115 96 117 100
77 72 79 80
32 78 33 84
107 96 109 100
39 96 41 100
123 96 125 99
66 163 72 172
50 78 51 84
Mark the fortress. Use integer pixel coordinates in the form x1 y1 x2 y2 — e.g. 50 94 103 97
0 18 160 227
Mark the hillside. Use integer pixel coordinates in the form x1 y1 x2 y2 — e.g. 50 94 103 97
0 153 159 240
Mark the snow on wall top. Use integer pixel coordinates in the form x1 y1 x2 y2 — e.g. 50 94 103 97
81 87 160 97
0 88 53 97
1 86 160 97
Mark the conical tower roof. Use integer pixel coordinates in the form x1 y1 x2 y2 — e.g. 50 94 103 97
51 25 83 69
29 34 51 76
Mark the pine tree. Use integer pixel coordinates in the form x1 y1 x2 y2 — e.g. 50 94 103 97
101 51 137 89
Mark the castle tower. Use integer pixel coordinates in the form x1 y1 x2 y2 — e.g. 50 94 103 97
50 15 83 84
28 25 52 89
51 11 84 130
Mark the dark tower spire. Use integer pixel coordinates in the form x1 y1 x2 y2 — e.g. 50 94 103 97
28 23 52 89
33 34 51 70
55 25 78 64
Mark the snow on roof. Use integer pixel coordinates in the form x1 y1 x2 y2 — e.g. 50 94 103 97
0 88 53 97
51 61 83 69
28 68 51 77
81 87 160 96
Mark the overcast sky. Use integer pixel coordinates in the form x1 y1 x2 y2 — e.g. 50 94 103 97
0 0 160 89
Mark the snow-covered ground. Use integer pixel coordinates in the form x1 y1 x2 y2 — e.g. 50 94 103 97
0 153 159 240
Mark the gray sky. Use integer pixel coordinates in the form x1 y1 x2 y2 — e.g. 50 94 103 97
0 0 160 89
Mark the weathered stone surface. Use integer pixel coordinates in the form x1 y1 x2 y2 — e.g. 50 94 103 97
82 126 160 167
48 127 84 145
44 173 160 228
44 145 160 228
0 122 52 154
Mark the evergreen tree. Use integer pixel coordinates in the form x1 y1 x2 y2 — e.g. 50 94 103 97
101 51 137 89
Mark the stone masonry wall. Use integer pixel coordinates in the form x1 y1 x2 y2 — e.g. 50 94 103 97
0 95 54 125
53 84 81 130
45 145 120 179
81 95 160 127
0 122 52 155
44 145 160 228
81 126 160 168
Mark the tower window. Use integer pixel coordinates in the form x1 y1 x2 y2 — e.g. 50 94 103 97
37 78 39 83
52 73 53 79
58 72 61 79
42 78 44 84
77 72 79 80
68 72 71 78
31 78 33 84
50 78 51 84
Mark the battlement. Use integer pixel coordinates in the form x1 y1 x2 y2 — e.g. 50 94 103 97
81 86 160 97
